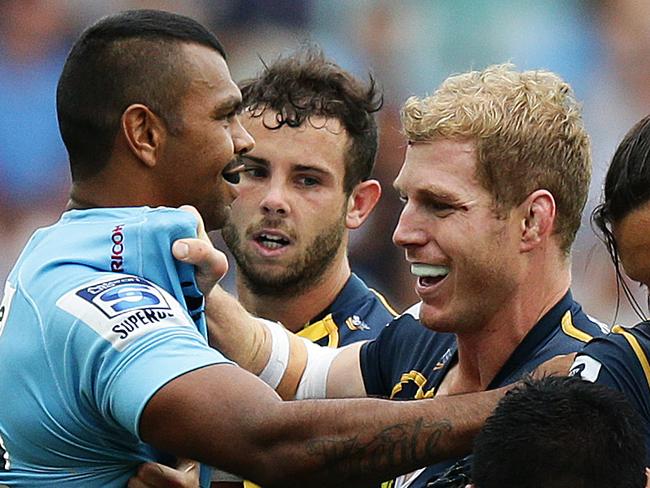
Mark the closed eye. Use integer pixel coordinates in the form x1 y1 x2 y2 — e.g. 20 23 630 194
214 101 243 122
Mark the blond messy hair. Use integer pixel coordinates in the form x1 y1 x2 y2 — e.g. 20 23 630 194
401 63 591 254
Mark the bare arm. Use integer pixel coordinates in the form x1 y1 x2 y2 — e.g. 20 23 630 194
171 230 368 399
201 284 272 376
140 363 507 487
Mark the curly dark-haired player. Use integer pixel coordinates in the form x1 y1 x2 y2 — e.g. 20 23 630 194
224 48 395 348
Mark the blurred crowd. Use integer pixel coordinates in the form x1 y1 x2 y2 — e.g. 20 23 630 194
1 0 648 325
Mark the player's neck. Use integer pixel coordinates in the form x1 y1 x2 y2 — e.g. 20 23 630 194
237 255 352 333
68 179 114 210
447 260 572 393
68 171 161 210
66 147 179 211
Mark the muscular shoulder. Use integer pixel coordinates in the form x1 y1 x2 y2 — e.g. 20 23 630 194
14 207 197 282
571 322 650 426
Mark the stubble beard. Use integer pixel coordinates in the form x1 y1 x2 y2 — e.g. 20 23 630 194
419 248 519 335
222 214 346 298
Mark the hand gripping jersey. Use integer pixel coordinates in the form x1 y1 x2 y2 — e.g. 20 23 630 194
360 292 607 488
0 207 232 487
571 321 650 466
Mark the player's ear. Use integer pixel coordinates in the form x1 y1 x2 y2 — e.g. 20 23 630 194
519 189 556 252
345 179 381 230
121 103 166 168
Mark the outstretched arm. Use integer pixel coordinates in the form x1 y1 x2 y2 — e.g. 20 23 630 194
140 362 507 487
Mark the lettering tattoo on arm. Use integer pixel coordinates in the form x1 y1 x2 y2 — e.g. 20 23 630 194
306 418 452 480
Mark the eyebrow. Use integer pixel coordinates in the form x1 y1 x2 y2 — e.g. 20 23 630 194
420 187 457 202
242 156 331 176
393 181 459 203
293 164 331 176
213 96 243 117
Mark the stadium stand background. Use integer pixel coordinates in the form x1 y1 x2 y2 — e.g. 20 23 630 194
1 0 648 326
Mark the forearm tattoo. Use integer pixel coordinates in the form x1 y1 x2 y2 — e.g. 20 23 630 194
306 418 452 478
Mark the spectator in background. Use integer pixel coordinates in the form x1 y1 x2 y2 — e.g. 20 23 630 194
0 0 72 280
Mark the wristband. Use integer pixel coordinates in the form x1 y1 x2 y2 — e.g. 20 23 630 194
257 319 289 389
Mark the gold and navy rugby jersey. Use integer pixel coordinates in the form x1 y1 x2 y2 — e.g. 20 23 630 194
572 321 650 466
297 273 398 348
360 291 607 488
238 273 398 488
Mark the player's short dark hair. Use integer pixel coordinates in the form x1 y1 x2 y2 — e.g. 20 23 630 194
472 376 646 488
57 9 226 181
592 115 650 318
239 47 382 194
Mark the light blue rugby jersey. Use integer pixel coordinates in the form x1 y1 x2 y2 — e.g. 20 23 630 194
0 207 231 487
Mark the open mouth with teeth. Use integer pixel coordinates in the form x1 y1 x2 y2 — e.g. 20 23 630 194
411 263 449 287
255 232 291 250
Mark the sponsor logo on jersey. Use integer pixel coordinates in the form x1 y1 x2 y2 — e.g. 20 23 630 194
345 314 370 331
111 224 125 272
112 308 176 340
57 274 194 351
76 276 171 319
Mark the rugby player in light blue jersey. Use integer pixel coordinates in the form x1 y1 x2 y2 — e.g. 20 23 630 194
0 9 520 488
